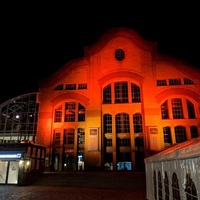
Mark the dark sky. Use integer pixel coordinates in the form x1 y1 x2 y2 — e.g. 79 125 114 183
1 2 200 104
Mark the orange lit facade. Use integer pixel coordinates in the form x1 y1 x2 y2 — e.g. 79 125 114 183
36 27 200 172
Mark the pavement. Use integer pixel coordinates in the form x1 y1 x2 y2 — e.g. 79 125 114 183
0 171 147 200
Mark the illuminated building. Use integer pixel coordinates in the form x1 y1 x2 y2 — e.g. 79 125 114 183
1 27 200 172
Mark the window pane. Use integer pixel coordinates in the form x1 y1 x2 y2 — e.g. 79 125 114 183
103 85 111 104
163 126 172 144
104 114 112 133
133 113 143 133
187 100 195 119
161 100 169 119
131 83 141 102
190 126 198 138
116 113 130 133
172 98 183 119
175 126 186 143
54 105 62 122
115 82 128 103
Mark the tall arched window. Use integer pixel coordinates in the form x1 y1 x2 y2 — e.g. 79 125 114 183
116 113 130 133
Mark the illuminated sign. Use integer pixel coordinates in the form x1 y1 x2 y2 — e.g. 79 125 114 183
0 153 22 159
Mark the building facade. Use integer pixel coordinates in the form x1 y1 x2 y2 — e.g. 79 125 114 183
1 27 200 172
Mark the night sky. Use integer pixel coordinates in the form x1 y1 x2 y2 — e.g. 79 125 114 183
1 2 200 104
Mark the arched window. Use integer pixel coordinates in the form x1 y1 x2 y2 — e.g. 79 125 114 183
172 172 180 200
163 126 172 145
174 126 187 143
103 84 111 104
161 100 169 119
190 126 199 138
116 113 130 133
131 83 141 102
187 100 196 118
78 103 85 121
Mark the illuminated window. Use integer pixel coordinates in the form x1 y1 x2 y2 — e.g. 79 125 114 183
133 113 143 133
172 172 180 200
174 126 187 143
158 171 163 200
78 128 85 144
190 126 199 138
65 102 75 122
78 103 85 121
115 48 125 61
169 79 181 85
164 172 170 200
116 113 130 133
64 129 74 144
172 98 183 119
157 80 167 86
187 100 196 118
115 82 128 103
163 126 172 145
103 114 112 133
131 83 141 102
184 174 198 200
54 105 62 122
103 84 111 104
184 78 194 85
161 100 169 119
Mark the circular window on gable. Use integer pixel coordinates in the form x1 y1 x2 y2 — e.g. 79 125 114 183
115 48 125 61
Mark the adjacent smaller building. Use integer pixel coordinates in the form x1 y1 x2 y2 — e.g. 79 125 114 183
145 136 200 200
0 142 46 185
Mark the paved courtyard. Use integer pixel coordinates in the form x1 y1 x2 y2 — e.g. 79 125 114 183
0 171 147 200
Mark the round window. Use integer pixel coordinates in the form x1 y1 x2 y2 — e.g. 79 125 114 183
115 48 125 61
